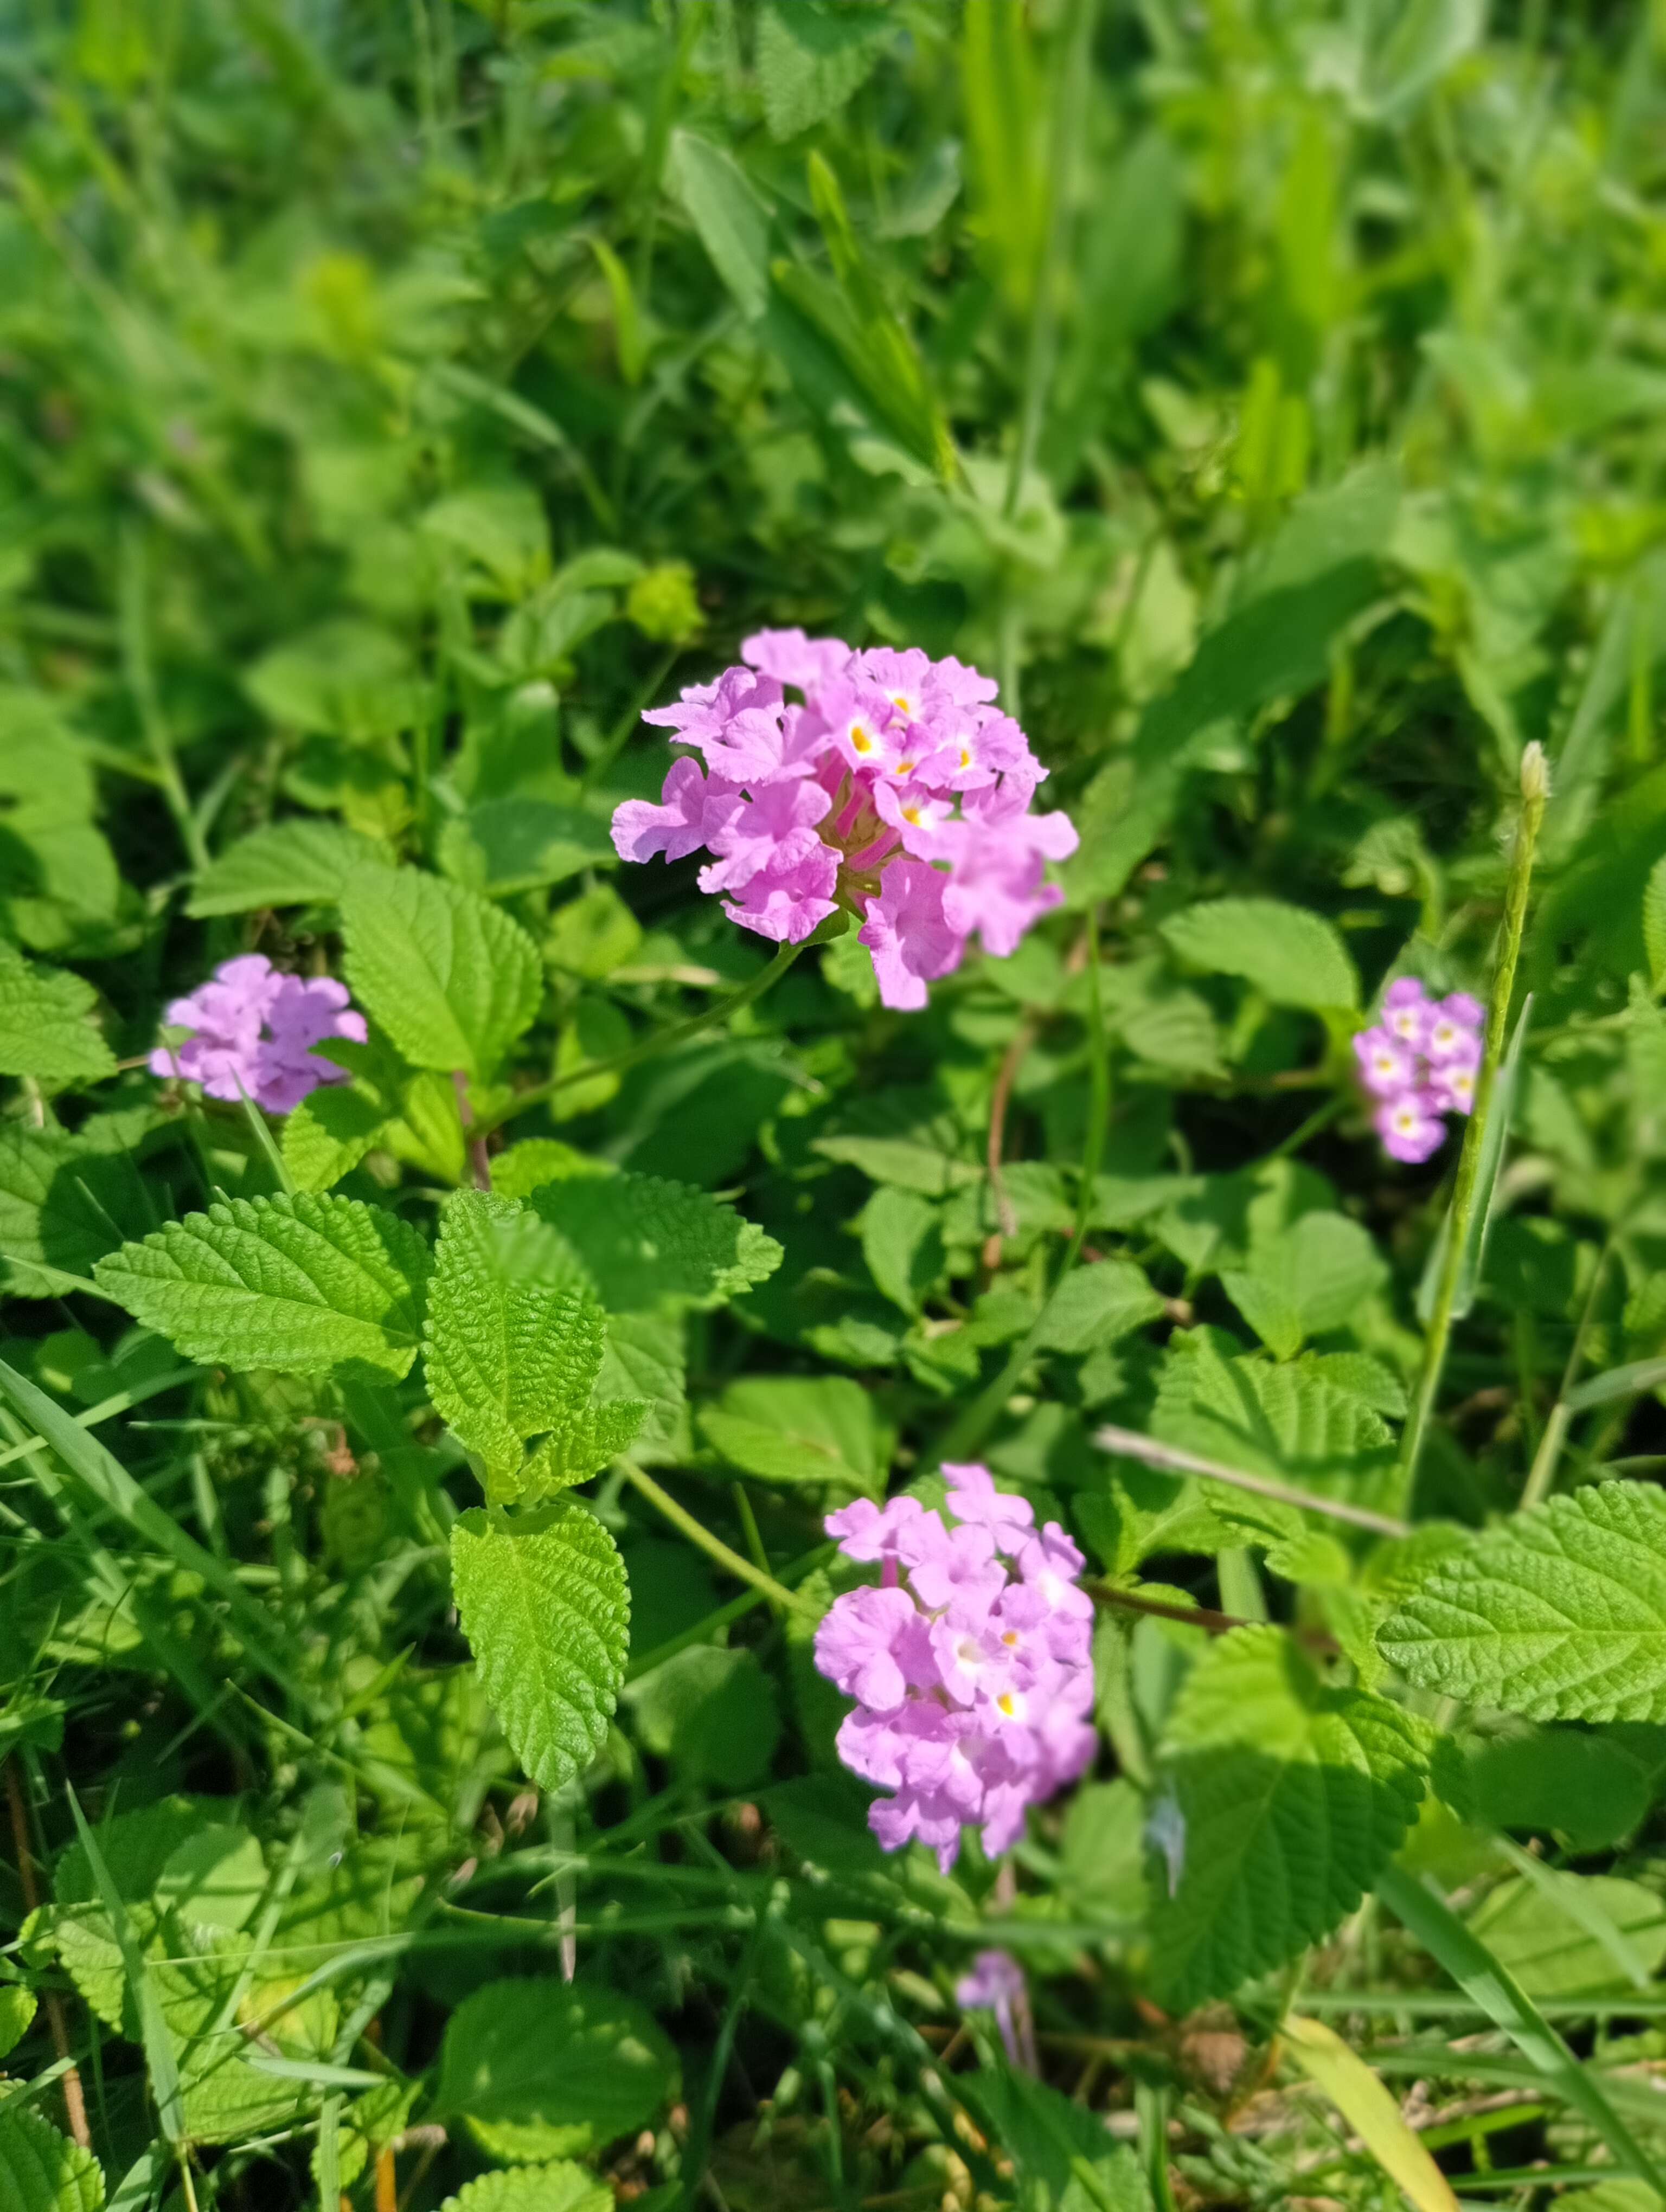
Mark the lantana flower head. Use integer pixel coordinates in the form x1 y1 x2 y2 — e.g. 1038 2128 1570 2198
612 634 1079 1007
1354 979 1482 1163
813 1463 1097 1871
150 954 366 1115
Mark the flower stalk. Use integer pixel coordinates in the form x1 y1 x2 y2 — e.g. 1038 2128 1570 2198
1399 743 1549 1510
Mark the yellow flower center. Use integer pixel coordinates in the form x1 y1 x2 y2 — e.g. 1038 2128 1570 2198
850 724 873 755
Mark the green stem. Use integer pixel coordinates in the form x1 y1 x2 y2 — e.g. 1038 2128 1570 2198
617 1463 821 1621
1061 906 1108 1275
1003 0 1096 519
1399 745 1548 1511
480 937 808 1136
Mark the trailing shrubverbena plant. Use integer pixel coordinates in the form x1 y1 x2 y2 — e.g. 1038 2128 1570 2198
3 8 1666 2212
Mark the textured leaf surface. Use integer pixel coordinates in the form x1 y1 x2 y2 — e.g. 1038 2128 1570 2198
341 867 542 1080
435 1978 676 2155
530 1174 781 1313
1152 1330 1398 1507
187 819 392 916
281 1082 390 1192
1161 897 1359 1009
1150 1626 1426 2005
1380 1482 1666 1721
439 2165 613 2212
755 1 895 140
0 942 115 1084
425 1193 643 1500
94 1194 430 1378
450 1502 630 1792
0 2102 106 2212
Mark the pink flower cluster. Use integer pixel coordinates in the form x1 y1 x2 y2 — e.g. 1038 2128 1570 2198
150 954 366 1115
611 632 1079 1009
1353 978 1483 1163
813 1464 1097 1872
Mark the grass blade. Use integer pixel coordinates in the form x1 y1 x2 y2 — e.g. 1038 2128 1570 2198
0 1354 305 1700
1281 2012 1460 2212
66 1783 184 2145
1376 1860 1666 2197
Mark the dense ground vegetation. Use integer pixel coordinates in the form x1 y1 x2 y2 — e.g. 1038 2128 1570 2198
5 4 1666 2210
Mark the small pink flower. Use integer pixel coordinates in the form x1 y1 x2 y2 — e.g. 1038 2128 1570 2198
1353 1026 1417 1099
1426 995 1484 1064
858 857 966 1010
943 1462 1035 1547
611 756 734 865
720 845 838 943
1382 976 1433 1047
1376 1090 1446 1163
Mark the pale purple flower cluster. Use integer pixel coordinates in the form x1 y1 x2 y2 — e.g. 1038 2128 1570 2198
149 954 366 1114
611 632 1079 1009
813 1464 1097 1871
1353 978 1483 1163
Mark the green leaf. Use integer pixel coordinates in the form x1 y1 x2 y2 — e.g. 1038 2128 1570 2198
187 819 393 916
0 2104 106 2212
700 1375 884 1493
666 130 771 320
530 1172 782 1313
624 1644 781 1789
1160 898 1358 1011
858 1186 943 1315
0 943 115 1084
424 1192 643 1502
450 1501 630 1792
1379 1481 1666 1721
340 866 542 1081
244 618 425 738
755 2 895 140
1469 1872 1666 1998
94 1193 431 1380
421 485 549 597
1151 1330 1398 1510
1461 1726 1653 1851
439 2165 614 2212
0 1983 39 2061
0 1126 153 1298
281 1081 391 1193
491 1140 613 1198
1221 1212 1387 1359
1150 1626 1426 2007
1036 1261 1165 1354
435 1978 676 2160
